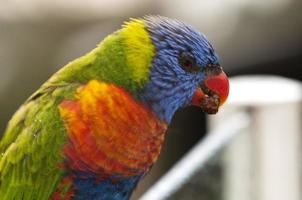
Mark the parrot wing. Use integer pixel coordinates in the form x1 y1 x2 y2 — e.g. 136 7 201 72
0 82 80 200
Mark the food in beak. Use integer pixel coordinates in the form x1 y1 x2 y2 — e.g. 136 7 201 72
191 70 229 114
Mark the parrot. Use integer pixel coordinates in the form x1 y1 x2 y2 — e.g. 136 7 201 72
0 16 229 200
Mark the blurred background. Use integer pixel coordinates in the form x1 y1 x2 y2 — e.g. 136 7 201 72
0 0 301 199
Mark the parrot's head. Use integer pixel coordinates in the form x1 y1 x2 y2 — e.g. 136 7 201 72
116 16 229 123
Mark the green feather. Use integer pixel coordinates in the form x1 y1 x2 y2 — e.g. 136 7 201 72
0 18 154 199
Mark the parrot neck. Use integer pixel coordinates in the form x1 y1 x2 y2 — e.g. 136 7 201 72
47 19 155 94
137 70 196 124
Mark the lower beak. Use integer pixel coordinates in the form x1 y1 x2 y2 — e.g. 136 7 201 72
191 70 229 114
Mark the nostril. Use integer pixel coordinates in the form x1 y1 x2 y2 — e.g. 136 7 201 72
205 64 223 76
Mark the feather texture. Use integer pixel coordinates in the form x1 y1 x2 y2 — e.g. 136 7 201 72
0 16 225 199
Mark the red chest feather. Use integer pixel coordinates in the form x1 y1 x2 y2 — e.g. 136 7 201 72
59 80 167 177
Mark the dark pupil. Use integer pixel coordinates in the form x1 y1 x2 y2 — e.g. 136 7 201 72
179 52 200 72
183 57 193 67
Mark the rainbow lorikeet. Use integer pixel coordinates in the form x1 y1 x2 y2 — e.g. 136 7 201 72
0 16 229 200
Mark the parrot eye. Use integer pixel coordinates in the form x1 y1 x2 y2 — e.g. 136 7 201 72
179 52 201 73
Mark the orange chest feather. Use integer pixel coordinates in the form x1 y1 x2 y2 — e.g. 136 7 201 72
59 80 167 177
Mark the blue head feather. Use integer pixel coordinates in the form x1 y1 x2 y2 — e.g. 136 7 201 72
139 16 220 123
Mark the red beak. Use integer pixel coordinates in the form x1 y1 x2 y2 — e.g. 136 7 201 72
191 68 229 114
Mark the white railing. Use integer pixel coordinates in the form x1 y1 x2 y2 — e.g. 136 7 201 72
139 112 250 200
139 75 302 200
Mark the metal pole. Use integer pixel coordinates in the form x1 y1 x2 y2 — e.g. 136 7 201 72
139 112 251 200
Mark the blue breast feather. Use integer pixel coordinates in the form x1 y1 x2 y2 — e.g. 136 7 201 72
73 173 142 200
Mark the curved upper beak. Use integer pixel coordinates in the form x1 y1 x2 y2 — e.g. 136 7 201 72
191 66 229 114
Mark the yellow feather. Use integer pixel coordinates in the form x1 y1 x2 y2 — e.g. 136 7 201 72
120 19 155 86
